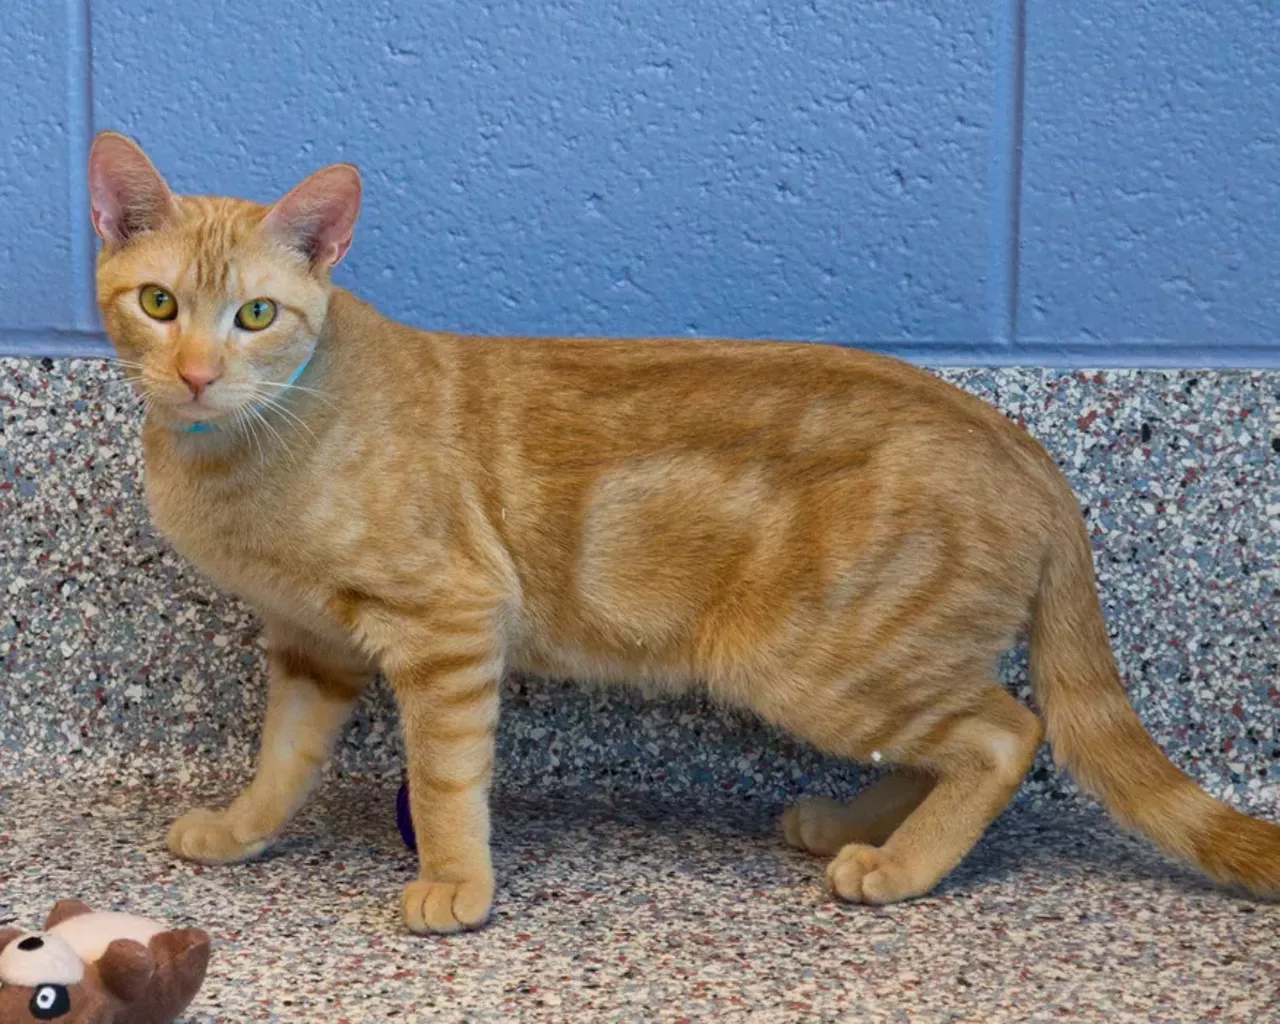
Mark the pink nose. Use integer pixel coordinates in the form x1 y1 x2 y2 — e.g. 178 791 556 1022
179 367 220 400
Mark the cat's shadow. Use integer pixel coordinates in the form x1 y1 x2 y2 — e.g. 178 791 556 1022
298 779 1223 903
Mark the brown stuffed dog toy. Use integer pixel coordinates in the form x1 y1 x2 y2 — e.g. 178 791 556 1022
0 901 210 1024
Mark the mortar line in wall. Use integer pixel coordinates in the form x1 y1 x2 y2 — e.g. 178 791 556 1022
66 0 97 332
988 0 1026 348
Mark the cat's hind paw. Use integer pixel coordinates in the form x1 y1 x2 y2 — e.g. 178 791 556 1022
782 796 864 856
402 875 494 935
826 843 918 904
167 807 270 865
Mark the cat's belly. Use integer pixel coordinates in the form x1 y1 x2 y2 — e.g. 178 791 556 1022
508 637 702 698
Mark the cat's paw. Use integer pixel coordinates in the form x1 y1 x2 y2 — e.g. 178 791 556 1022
167 808 270 865
782 796 860 856
402 874 494 935
826 843 916 904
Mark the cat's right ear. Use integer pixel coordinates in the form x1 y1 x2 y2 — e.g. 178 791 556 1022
88 132 176 249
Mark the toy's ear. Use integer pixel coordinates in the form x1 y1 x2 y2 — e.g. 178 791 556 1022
45 900 94 930
97 939 155 1003
137 928 212 1021
0 928 20 953
150 928 211 969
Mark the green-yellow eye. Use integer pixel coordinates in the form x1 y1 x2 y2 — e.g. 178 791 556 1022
139 285 177 321
235 298 277 331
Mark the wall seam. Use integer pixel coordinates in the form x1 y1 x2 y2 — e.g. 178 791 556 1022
67 0 96 331
4 329 1280 371
988 0 1026 348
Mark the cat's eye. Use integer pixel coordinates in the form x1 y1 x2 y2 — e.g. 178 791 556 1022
139 284 178 321
235 298 277 331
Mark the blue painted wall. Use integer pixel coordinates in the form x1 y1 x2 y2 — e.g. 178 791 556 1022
0 3 75 331
1019 1 1280 360
0 1 1276 366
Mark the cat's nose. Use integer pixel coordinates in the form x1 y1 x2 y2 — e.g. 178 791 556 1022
178 366 221 400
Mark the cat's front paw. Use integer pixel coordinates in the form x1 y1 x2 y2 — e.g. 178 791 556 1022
167 807 270 865
402 874 494 935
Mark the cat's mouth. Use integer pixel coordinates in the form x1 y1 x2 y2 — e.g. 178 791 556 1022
166 388 278 430
170 396 235 425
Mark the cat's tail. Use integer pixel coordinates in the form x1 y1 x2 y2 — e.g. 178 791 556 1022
1029 505 1280 897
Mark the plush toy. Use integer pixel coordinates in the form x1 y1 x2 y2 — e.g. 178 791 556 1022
0 901 210 1024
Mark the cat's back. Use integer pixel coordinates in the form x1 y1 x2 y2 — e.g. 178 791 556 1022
329 288 1046 482
421 327 1058 498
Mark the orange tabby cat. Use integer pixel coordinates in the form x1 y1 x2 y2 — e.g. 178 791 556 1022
87 131 1279 934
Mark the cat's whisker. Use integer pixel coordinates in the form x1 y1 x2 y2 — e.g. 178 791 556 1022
99 369 144 385
102 385 150 408
248 404 298 469
102 356 148 371
237 405 266 465
268 380 324 395
265 405 316 444
101 359 151 384
118 380 156 419
265 380 336 408
138 391 166 423
248 390 317 442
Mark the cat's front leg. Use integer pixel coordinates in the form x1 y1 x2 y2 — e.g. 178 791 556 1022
385 628 503 935
168 619 374 864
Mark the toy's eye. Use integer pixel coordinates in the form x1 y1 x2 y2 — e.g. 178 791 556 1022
139 284 178 321
235 297 277 331
30 984 70 1019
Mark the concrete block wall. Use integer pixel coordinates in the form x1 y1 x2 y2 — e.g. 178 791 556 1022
2 14 1278 1019
1 1 1278 365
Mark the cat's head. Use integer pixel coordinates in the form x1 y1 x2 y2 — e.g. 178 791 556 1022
89 131 361 430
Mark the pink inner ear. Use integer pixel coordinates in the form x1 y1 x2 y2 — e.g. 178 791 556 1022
263 164 362 269
88 133 174 247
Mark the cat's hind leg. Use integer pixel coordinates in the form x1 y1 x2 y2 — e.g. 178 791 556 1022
168 619 373 864
781 769 935 856
826 684 1042 904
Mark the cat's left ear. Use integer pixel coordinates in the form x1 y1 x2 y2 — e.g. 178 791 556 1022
262 163 362 269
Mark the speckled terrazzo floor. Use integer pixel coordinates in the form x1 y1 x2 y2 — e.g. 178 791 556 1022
4 778 1278 1023
2 359 1279 1021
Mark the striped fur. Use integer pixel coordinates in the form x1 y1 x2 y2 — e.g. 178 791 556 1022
89 132 1280 935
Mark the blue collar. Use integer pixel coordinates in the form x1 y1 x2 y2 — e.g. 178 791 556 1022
182 349 315 435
